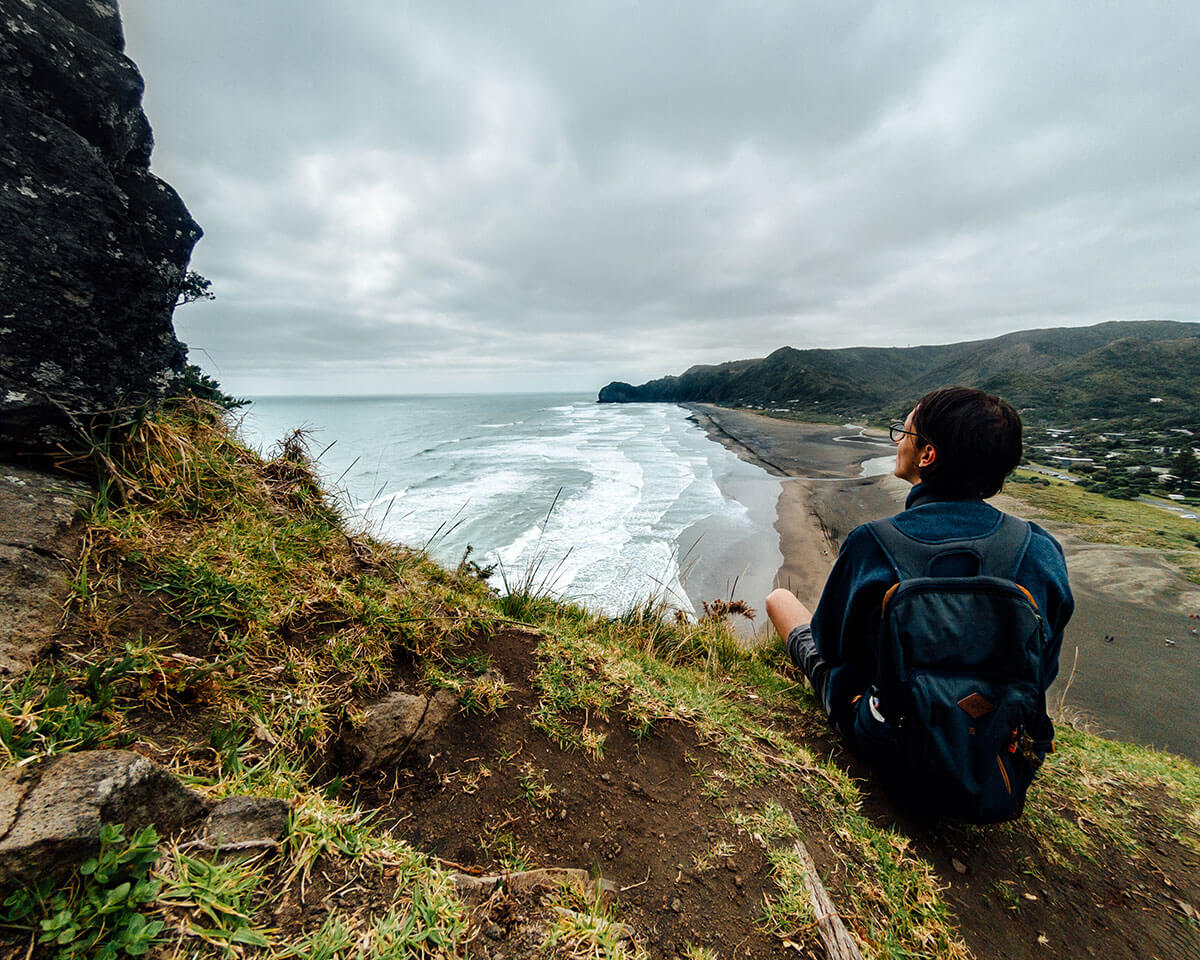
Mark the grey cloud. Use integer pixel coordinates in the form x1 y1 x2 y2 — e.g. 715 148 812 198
124 1 1200 395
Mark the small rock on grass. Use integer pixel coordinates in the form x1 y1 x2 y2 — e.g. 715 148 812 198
0 467 91 678
201 795 290 846
341 687 462 772
551 907 634 941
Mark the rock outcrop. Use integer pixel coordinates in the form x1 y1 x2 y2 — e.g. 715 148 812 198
0 750 209 886
0 464 90 677
0 0 201 458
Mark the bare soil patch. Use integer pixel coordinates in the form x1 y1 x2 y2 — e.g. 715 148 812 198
352 628 791 959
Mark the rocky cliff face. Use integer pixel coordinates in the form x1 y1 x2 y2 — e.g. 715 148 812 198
0 0 200 458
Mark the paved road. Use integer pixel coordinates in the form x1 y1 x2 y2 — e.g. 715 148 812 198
1024 464 1078 482
1136 494 1200 521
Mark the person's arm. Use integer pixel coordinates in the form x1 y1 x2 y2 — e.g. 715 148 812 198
1021 526 1075 686
807 526 895 723
810 526 889 665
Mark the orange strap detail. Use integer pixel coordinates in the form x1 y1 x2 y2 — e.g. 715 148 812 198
881 582 900 615
996 755 1013 794
1016 584 1038 609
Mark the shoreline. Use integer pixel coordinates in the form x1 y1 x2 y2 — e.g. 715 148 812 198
684 402 1200 763
683 403 906 609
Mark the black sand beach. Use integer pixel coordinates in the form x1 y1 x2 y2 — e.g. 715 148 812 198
688 403 1200 763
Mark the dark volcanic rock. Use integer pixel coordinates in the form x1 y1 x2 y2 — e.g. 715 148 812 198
0 750 209 886
596 382 644 404
0 0 201 458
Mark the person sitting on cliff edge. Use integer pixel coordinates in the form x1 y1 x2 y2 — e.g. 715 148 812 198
765 386 1074 821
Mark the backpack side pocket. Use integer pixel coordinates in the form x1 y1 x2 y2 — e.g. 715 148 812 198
850 687 900 769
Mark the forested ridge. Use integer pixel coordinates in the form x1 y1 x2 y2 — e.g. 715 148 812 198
599 320 1200 428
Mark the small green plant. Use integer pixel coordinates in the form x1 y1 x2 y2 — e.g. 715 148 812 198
691 838 736 873
459 672 511 715
273 915 354 959
495 490 574 622
140 556 264 625
699 777 727 801
159 848 270 951
1 824 163 959
0 657 136 765
357 880 468 959
485 831 533 872
423 655 511 716
209 717 250 776
516 763 556 807
542 882 645 959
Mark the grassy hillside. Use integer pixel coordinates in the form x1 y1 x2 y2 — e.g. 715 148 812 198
979 336 1200 427
1 404 1198 959
1007 469 1200 584
599 320 1200 430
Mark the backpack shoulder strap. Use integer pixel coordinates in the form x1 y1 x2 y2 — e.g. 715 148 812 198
866 512 1032 580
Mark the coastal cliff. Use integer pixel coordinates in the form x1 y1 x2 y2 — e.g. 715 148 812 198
0 405 1193 959
0 0 201 457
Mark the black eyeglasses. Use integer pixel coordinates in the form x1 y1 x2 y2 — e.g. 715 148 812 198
889 422 919 443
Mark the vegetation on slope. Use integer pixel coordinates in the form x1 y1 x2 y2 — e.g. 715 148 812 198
1008 469 1200 584
1 404 1198 958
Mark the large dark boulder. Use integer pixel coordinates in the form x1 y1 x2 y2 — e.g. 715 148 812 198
338 687 463 773
0 0 200 458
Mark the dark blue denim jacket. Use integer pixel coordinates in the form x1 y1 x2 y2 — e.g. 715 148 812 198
811 483 1074 725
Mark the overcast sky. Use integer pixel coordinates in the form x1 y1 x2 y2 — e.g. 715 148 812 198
122 2 1200 396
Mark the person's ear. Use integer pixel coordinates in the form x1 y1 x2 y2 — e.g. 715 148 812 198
918 444 937 468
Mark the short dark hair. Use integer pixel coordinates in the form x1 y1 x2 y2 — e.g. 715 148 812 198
910 386 1022 499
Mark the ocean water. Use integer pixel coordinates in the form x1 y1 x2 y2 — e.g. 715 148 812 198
239 394 783 619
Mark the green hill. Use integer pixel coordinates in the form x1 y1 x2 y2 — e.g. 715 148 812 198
598 320 1200 429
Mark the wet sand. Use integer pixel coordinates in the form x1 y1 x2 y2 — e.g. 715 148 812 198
687 403 1200 763
675 455 782 639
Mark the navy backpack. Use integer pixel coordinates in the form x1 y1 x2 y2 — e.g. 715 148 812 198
852 513 1054 823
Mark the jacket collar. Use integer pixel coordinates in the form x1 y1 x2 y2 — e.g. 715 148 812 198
904 483 986 510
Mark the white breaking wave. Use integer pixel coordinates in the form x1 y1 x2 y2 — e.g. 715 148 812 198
241 394 776 618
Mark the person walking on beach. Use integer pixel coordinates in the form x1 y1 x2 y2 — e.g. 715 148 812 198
765 387 1073 821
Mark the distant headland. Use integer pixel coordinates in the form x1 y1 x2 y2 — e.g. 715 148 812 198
598 319 1200 431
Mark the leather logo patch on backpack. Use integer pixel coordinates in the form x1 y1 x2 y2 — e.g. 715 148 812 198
958 692 996 718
